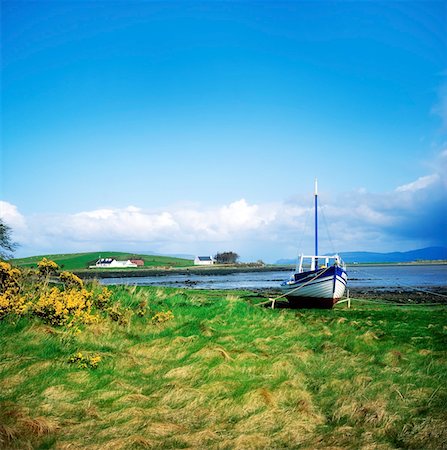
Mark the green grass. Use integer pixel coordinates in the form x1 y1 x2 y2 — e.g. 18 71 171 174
12 251 194 270
1 288 446 449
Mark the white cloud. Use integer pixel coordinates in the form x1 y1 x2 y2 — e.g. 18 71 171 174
219 199 261 230
0 199 292 260
2 152 446 261
354 204 392 225
69 206 179 241
396 174 439 193
0 201 27 230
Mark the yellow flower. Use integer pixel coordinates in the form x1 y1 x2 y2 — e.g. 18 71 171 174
151 310 174 323
68 352 101 369
37 258 59 277
60 271 84 289
0 261 21 294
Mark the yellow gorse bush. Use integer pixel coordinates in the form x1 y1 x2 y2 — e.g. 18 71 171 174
151 310 174 323
94 287 112 310
136 300 148 317
107 304 131 326
0 261 21 294
0 290 29 319
1 259 103 326
60 271 84 289
68 352 102 369
34 287 98 326
37 258 59 277
0 262 28 319
1 258 142 329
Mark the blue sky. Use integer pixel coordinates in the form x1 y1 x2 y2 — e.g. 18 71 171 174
1 1 446 262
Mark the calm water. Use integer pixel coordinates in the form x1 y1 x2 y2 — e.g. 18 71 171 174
100 264 447 290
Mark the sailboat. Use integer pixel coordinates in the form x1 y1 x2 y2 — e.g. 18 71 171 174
280 179 348 308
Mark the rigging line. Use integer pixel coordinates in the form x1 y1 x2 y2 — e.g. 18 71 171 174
348 266 447 299
319 201 336 255
290 199 312 274
295 200 311 254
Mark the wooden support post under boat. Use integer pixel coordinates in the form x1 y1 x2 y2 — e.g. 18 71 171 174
336 289 351 308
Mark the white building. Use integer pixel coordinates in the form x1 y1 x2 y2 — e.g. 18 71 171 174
90 258 138 269
194 256 215 266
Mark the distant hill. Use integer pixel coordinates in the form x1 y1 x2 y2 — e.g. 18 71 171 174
276 247 447 265
339 247 447 263
139 251 196 260
12 251 194 271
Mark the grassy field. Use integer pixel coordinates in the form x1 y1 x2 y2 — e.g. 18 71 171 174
1 285 446 449
12 252 194 271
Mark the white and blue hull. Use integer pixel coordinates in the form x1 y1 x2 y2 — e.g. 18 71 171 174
280 265 347 308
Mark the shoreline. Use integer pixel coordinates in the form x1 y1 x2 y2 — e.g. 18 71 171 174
74 265 291 278
74 261 447 279
346 286 447 304
249 286 447 305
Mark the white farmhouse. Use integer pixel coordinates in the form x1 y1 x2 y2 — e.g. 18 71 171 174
89 258 138 269
194 256 215 266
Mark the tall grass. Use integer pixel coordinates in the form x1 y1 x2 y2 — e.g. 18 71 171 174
1 286 446 449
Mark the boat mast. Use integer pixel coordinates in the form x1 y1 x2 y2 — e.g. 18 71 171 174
314 178 318 269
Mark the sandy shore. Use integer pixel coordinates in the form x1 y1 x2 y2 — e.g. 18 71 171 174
347 286 447 304
255 286 447 305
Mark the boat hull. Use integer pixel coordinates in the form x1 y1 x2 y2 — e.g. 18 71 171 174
280 266 347 309
286 296 338 309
